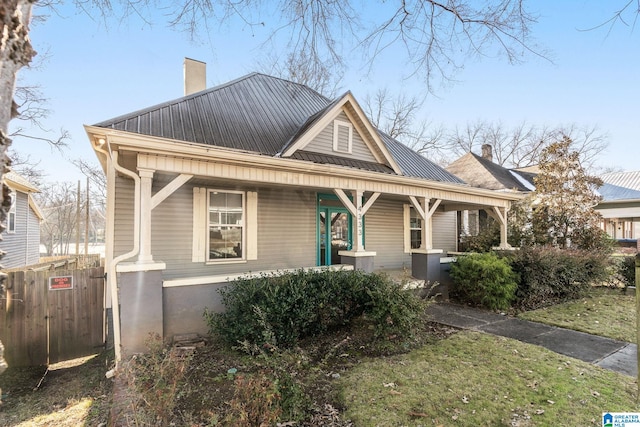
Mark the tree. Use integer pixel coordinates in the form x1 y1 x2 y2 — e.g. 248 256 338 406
257 51 343 98
415 120 608 170
523 136 607 250
11 83 70 149
37 181 83 256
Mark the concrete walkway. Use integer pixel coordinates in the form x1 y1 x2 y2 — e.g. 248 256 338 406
426 302 637 377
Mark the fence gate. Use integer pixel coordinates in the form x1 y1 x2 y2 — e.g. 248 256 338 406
0 266 105 367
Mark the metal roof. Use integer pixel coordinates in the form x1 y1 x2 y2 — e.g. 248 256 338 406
597 183 640 201
290 151 394 174
95 73 330 156
381 133 465 183
600 171 640 191
95 72 462 184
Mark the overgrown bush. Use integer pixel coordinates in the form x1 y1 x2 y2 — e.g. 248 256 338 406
205 269 423 349
225 373 282 426
504 246 611 309
460 221 501 253
121 334 192 426
449 252 517 310
612 255 637 287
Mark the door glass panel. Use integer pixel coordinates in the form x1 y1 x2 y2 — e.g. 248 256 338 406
319 211 327 266
330 213 349 265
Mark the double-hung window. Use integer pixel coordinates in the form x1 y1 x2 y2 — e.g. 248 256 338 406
7 190 16 234
208 190 244 261
409 207 422 249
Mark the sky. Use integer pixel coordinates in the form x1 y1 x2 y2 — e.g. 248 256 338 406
9 0 640 184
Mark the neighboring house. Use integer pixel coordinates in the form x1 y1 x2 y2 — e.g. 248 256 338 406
448 148 640 249
445 145 533 242
85 63 519 356
596 171 640 248
0 172 43 269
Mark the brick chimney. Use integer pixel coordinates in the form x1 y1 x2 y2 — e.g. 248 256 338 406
183 58 206 96
481 144 493 162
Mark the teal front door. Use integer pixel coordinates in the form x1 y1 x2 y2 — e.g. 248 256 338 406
318 207 352 266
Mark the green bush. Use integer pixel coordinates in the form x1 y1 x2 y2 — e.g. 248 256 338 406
205 269 423 349
449 252 517 310
612 255 637 287
504 246 611 309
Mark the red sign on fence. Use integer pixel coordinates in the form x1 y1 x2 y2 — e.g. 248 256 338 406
49 275 73 290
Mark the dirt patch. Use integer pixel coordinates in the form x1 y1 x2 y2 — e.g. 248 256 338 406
159 318 459 425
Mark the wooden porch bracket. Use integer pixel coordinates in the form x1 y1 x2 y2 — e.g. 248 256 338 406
334 189 381 252
151 174 194 210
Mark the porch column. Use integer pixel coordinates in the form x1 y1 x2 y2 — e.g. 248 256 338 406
353 189 365 252
138 168 154 263
461 210 470 236
409 196 444 282
333 189 379 272
491 206 512 250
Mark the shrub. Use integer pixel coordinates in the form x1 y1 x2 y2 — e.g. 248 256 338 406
612 255 637 287
121 334 192 425
449 252 517 310
225 373 282 426
205 269 423 349
504 246 611 309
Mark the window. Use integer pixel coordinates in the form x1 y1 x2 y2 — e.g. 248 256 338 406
208 190 244 261
409 207 422 249
7 190 16 234
333 120 353 154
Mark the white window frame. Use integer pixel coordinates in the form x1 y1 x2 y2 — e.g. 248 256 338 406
7 190 16 234
333 120 353 154
206 189 245 263
409 207 422 250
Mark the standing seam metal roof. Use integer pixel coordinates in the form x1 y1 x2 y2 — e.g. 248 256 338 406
94 72 462 184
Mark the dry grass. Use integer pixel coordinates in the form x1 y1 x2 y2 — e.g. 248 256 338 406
518 287 635 343
0 351 114 427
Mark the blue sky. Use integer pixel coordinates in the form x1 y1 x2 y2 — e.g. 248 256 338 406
10 0 640 183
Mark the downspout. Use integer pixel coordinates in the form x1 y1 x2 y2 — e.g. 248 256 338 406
93 138 141 365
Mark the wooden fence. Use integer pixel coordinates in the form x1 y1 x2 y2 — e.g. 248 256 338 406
0 266 105 367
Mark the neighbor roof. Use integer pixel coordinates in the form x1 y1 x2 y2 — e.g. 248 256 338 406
5 171 40 193
446 153 534 192
600 171 640 191
94 72 463 184
597 182 640 201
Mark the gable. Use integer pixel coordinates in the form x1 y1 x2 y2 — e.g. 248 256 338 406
302 111 378 163
280 92 402 174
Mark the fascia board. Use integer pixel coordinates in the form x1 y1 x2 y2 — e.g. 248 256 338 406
86 126 522 206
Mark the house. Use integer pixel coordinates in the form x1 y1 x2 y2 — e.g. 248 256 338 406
445 145 533 244
85 61 520 357
596 171 640 250
0 172 43 269
447 146 640 250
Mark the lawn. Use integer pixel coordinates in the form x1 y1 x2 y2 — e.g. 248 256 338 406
0 287 637 426
518 287 636 343
340 331 639 426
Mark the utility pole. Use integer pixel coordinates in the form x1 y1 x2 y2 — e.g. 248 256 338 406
75 180 81 256
84 177 89 256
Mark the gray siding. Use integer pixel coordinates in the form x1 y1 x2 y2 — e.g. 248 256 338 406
0 192 40 268
364 198 411 270
113 176 317 279
304 111 378 163
432 211 457 253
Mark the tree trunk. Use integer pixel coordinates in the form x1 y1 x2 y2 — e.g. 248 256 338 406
0 0 36 380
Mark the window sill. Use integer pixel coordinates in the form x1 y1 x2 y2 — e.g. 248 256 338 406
205 259 247 265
